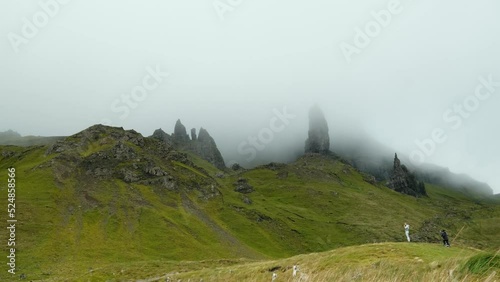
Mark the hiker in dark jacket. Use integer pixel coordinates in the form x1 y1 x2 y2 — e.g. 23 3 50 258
440 230 450 247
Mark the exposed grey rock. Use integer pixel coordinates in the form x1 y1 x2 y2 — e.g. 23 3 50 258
231 163 242 171
145 166 168 177
1 150 15 158
155 120 226 170
305 105 330 154
261 162 286 171
242 196 252 205
191 128 225 170
45 141 66 155
121 168 139 183
138 176 177 191
46 125 144 156
387 153 427 197
112 142 136 160
204 184 221 200
363 174 377 185
86 167 112 178
173 119 190 144
234 178 254 194
191 128 197 141
152 128 172 144
117 129 145 147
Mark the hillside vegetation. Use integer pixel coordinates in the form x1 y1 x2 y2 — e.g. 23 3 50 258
141 243 499 282
0 125 498 281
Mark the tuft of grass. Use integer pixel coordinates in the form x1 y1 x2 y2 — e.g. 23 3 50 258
462 252 500 275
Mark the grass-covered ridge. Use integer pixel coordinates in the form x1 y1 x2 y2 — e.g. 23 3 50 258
153 243 499 282
0 125 499 281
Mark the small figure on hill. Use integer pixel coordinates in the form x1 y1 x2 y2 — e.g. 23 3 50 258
441 230 450 247
404 222 411 242
272 272 277 281
293 265 298 277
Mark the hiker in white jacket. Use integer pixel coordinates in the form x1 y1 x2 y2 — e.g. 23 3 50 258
404 223 410 242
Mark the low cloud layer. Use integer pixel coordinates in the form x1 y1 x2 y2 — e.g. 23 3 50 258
1 0 499 192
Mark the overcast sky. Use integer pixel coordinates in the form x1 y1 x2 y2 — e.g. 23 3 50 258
1 0 499 193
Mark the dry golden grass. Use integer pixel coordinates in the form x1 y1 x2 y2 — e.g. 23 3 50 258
157 243 499 282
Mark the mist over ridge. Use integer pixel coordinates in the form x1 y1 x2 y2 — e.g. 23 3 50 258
1 1 499 193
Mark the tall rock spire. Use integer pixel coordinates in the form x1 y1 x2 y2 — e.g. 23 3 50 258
305 105 330 154
387 153 427 197
194 128 225 170
394 153 401 170
173 119 190 144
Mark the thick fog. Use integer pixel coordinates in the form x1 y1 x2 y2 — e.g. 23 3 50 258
1 0 500 193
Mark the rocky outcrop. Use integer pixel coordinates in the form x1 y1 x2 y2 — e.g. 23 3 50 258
190 128 226 170
387 153 427 197
46 124 145 155
152 128 172 145
234 178 254 194
191 128 197 141
44 124 222 199
153 120 226 170
305 105 330 154
172 119 190 144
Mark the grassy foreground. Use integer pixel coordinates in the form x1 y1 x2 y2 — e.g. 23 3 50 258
34 243 499 281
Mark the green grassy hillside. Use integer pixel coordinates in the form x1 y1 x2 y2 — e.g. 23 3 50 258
0 125 498 281
152 243 499 282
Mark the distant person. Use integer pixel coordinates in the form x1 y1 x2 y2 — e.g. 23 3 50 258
404 223 410 242
293 265 298 277
441 230 450 247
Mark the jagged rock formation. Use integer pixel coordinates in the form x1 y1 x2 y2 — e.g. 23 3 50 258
153 120 226 170
190 128 225 170
173 119 190 144
191 128 197 141
387 153 427 197
305 105 330 154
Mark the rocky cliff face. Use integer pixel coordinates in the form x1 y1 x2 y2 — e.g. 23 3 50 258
305 105 330 154
387 153 427 197
190 128 226 170
44 124 220 199
153 120 226 170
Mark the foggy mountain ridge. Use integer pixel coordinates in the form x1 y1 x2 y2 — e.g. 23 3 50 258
1 113 494 196
332 130 494 196
0 129 64 147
